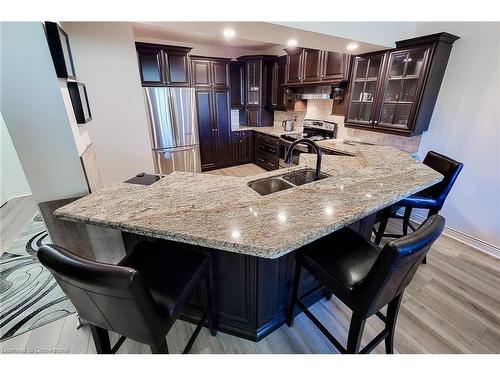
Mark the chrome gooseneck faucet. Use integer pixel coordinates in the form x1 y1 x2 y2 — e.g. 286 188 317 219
284 138 323 180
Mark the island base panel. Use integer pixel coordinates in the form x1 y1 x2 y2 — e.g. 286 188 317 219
121 214 376 341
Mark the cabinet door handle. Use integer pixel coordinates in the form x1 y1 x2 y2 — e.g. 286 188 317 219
369 120 373 124
374 120 378 124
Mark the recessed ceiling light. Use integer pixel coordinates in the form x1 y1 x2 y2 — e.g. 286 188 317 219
287 39 298 47
347 43 359 51
223 29 235 39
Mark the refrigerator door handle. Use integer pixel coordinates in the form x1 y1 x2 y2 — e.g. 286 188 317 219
153 146 201 174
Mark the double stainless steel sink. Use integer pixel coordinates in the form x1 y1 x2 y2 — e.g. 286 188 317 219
248 168 330 196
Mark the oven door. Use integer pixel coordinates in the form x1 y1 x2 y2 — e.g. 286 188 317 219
279 139 309 168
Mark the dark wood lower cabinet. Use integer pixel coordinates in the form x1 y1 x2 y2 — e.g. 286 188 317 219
255 133 279 170
121 214 376 341
231 131 254 164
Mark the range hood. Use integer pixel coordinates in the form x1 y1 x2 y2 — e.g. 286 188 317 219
290 85 333 100
287 82 347 103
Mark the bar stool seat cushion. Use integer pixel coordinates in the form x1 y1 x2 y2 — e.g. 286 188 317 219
299 228 380 296
119 242 208 318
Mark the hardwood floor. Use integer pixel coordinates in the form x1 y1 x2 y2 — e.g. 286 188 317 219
1 166 499 354
205 163 267 177
0 195 38 253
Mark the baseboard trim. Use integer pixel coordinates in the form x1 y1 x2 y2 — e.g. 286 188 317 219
411 212 500 259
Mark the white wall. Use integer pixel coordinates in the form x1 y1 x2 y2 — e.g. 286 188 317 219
414 22 500 248
0 22 89 203
62 22 155 186
0 112 31 205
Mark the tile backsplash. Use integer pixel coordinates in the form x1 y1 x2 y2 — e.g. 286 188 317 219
230 109 240 130
272 111 306 132
274 99 422 153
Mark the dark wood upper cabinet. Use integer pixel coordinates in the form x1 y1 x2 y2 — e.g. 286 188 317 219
246 107 261 126
302 49 322 83
345 32 459 136
245 59 262 107
191 59 212 87
285 48 304 84
191 57 229 89
285 48 350 85
345 52 386 127
135 43 191 87
164 47 191 86
230 61 245 109
237 55 275 126
374 46 430 132
322 51 350 81
137 48 164 85
265 56 287 111
212 61 229 88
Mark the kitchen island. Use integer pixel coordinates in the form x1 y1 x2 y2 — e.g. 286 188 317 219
54 144 442 340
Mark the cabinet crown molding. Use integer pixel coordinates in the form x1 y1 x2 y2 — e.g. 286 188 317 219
396 32 460 48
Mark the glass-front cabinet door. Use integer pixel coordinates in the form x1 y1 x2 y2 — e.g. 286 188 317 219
346 53 385 126
246 60 261 107
375 47 429 131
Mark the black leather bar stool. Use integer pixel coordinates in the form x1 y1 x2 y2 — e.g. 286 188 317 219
374 151 462 249
37 241 216 354
287 215 445 354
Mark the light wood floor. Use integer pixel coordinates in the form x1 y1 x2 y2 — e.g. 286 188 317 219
205 163 267 177
1 165 499 354
0 195 38 253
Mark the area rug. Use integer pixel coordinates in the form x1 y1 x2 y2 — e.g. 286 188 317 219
0 215 75 341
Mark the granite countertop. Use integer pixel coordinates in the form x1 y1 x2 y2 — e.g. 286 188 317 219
233 126 358 155
54 144 442 259
233 125 294 137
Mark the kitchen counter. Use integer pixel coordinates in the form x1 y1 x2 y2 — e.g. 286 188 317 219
54 145 442 259
233 125 297 137
233 126 358 156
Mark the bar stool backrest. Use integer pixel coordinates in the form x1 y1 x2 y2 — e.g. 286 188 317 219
421 151 463 209
356 215 445 316
37 244 167 345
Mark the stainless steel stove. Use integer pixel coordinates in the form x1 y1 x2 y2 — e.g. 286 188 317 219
279 119 337 167
280 119 337 143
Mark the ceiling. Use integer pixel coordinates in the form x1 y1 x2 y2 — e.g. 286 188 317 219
133 23 280 52
132 22 388 55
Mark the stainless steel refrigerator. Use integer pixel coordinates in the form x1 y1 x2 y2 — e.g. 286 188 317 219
143 87 201 174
